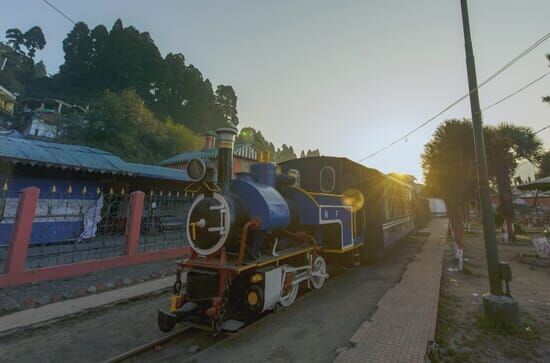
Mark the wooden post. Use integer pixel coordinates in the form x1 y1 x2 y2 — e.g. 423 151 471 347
124 191 145 257
5 187 39 275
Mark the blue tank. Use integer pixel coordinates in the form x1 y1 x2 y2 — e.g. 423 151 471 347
250 162 277 187
230 173 290 231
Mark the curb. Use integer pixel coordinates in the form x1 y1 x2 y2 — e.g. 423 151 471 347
0 276 179 338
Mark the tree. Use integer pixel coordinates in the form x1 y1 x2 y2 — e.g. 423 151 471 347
215 85 239 127
6 26 46 59
22 26 46 59
34 61 47 78
275 144 297 162
0 42 28 93
536 151 550 178
5 29 25 56
306 149 320 157
237 127 305 162
2 26 46 95
237 127 276 157
22 20 232 134
68 89 201 163
485 124 542 241
422 120 477 258
59 22 93 91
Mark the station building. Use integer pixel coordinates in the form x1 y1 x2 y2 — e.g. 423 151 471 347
160 132 258 177
0 132 193 245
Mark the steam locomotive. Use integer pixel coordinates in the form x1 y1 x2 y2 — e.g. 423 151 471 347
158 128 427 333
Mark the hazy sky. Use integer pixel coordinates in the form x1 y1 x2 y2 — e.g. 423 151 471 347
1 0 549 180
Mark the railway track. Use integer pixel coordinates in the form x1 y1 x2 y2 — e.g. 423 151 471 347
102 326 193 363
100 313 275 362
100 254 386 363
100 288 311 362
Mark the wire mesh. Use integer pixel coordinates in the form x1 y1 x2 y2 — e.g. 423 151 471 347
0 190 22 274
25 188 129 269
139 191 192 252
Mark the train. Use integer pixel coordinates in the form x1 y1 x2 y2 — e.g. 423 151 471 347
157 128 429 334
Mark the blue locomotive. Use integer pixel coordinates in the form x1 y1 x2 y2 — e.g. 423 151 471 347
158 128 422 333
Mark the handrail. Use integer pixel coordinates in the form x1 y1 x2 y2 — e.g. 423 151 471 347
237 218 260 265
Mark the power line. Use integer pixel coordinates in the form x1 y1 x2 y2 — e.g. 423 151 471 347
42 0 76 25
482 71 550 111
358 31 550 162
535 124 550 134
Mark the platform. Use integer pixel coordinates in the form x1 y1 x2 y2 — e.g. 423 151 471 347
0 275 182 336
334 218 448 363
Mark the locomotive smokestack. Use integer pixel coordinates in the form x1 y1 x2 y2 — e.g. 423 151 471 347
216 127 238 191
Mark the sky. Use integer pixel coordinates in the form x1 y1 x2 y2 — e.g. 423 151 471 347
1 0 549 180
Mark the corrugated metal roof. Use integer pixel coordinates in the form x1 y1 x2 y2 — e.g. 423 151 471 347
125 162 190 181
160 144 257 166
0 135 191 182
517 176 550 191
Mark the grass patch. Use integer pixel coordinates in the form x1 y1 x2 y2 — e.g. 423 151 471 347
475 312 539 339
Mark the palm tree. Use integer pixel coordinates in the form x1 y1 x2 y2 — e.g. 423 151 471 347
422 120 478 257
485 124 542 241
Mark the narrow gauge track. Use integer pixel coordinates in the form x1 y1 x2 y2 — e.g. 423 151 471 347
100 305 293 362
98 237 418 362
102 327 192 363
100 272 326 363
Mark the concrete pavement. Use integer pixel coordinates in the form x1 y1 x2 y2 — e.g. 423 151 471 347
0 275 177 336
334 218 448 363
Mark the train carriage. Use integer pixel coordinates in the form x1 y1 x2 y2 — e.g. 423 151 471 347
279 157 416 260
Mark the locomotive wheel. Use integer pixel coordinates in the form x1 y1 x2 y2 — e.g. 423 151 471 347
279 271 299 307
310 256 327 290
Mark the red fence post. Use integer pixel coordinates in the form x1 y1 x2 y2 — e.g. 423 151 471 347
5 187 39 275
124 191 145 257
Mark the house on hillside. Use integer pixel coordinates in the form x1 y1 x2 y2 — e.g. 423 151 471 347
20 98 87 139
0 84 16 125
160 132 258 176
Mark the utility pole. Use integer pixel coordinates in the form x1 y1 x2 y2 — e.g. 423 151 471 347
460 0 520 328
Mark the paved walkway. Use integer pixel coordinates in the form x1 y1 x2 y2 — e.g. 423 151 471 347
0 275 178 336
334 218 448 363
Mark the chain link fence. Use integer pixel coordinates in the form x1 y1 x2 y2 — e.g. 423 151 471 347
25 189 129 269
139 191 192 252
0 186 193 271
0 190 22 273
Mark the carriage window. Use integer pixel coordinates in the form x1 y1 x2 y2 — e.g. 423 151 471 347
320 166 335 192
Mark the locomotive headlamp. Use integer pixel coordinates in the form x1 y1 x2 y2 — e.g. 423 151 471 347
341 188 365 212
187 158 207 182
250 273 263 284
247 291 259 306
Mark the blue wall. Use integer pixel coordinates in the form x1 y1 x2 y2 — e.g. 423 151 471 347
0 175 103 245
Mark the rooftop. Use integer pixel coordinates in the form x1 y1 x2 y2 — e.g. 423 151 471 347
0 85 16 102
160 143 257 166
0 134 191 182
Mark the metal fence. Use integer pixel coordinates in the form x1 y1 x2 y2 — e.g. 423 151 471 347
0 186 193 272
24 188 130 269
0 190 22 273
139 191 192 252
